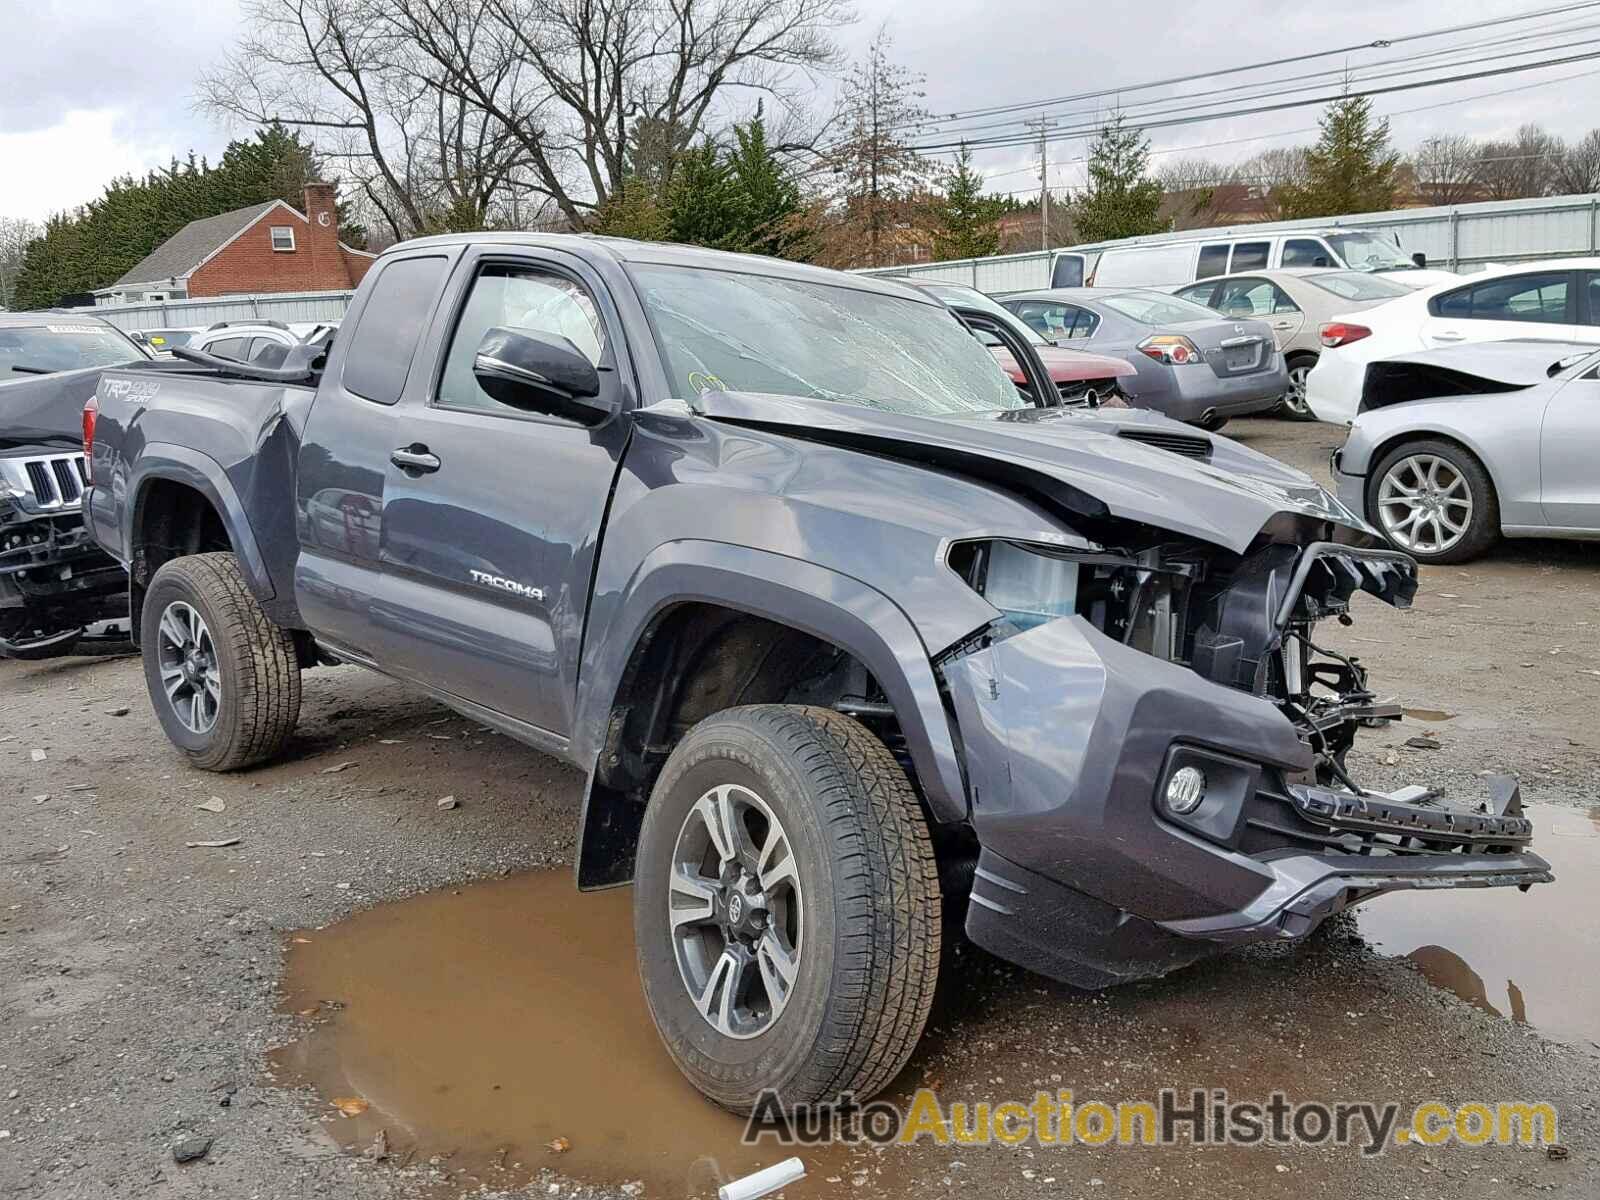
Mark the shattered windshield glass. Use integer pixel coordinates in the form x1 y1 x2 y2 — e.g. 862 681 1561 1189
0 324 143 377
630 265 1027 415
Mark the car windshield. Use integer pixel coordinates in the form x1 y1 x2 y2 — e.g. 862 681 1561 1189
1100 293 1220 326
1326 233 1412 272
631 265 1027 415
146 330 194 349
1302 271 1415 301
920 284 1048 346
0 323 143 376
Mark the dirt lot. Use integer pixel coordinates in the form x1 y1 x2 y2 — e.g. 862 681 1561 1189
2 416 1597 1200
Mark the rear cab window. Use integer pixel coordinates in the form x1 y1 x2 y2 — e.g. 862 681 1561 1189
342 256 450 403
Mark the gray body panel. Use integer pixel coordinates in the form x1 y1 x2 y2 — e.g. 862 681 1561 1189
83 231 1553 987
1333 342 1600 536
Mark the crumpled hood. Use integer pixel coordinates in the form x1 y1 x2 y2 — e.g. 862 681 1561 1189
695 391 1380 554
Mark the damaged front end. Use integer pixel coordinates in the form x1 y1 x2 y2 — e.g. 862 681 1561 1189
940 525 1551 989
0 453 128 660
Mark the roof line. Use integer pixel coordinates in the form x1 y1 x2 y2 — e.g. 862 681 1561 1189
187 199 297 279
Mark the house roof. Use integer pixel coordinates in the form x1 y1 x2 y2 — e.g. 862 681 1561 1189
111 200 287 288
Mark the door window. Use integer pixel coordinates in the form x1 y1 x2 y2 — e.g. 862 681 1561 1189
437 264 608 413
1174 282 1219 308
1229 241 1270 271
1281 238 1331 268
1584 272 1600 324
1196 244 1229 279
1214 278 1290 318
1429 272 1572 323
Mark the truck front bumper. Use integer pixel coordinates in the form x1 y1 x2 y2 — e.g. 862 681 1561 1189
0 500 128 660
944 616 1552 988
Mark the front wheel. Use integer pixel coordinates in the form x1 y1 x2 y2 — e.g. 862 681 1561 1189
633 705 941 1111
1367 440 1499 564
140 553 302 770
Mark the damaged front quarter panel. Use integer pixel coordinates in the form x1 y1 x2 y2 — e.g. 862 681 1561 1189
937 529 1551 989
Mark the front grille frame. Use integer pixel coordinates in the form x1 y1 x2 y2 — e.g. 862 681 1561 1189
1 454 90 511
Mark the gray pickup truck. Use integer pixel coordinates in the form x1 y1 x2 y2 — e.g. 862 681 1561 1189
83 234 1551 1112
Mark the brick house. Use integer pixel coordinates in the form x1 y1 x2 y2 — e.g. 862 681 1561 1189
94 183 375 305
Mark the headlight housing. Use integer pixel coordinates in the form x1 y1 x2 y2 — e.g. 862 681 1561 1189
946 538 1083 631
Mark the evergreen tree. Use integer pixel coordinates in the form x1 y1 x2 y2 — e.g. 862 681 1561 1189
929 145 1005 261
1069 114 1165 243
12 124 354 309
723 113 807 258
1279 93 1400 218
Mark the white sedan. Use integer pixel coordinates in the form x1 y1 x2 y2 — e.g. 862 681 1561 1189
1305 257 1600 424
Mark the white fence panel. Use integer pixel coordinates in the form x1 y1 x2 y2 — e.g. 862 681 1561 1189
68 289 356 332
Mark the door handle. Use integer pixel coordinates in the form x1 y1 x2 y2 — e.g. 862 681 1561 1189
391 445 441 473
1271 321 1294 330
1433 331 1465 342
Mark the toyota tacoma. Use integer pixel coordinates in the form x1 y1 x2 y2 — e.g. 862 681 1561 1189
82 235 1551 1111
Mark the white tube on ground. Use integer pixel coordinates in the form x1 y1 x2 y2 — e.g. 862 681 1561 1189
717 1156 807 1200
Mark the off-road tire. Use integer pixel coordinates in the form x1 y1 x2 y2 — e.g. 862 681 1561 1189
633 705 941 1111
1367 438 1499 564
140 553 301 771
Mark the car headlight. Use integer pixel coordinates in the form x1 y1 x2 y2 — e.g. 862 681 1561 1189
946 537 1085 631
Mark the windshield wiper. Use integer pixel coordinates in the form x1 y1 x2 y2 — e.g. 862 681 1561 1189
9 365 53 375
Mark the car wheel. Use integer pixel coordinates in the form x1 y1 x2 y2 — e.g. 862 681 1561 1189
1280 354 1318 421
140 553 302 771
1367 440 1499 564
633 704 941 1111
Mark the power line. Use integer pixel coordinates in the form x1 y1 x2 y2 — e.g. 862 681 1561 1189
907 47 1600 154
879 0 1600 135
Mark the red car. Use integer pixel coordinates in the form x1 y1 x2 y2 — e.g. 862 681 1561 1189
910 280 1135 406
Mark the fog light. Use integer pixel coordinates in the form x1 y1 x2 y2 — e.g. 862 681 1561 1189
1166 766 1207 814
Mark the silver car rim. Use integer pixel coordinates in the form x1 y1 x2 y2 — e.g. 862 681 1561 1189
156 601 222 734
1285 364 1313 415
669 783 803 1040
1377 454 1473 555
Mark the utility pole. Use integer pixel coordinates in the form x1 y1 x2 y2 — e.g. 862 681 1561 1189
1031 117 1055 252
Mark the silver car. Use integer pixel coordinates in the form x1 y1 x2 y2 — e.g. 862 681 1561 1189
1001 288 1288 430
1173 269 1419 420
1332 340 1600 563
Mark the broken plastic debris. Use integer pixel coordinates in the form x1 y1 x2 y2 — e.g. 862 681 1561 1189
322 761 358 774
331 1096 369 1117
546 1136 571 1153
185 838 241 849
197 797 226 813
30 749 46 762
718 1157 806 1200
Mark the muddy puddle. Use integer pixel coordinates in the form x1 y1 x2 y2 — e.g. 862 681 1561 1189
272 871 856 1197
1360 802 1600 1048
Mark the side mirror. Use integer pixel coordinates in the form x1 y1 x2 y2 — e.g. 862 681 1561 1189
472 326 612 425
1412 252 1428 268
128 331 149 344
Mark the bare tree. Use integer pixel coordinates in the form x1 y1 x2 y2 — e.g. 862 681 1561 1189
0 217 39 311
1553 128 1600 194
383 0 850 229
1237 146 1309 221
1157 158 1242 230
1410 134 1482 205
1474 123 1562 201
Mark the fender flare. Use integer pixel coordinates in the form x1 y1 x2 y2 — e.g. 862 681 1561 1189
126 443 276 602
573 541 972 887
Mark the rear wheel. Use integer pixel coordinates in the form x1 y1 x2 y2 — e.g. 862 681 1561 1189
140 553 302 770
1280 354 1318 421
1367 440 1499 564
633 705 941 1111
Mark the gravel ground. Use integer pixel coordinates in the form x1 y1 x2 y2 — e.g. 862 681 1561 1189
2 416 1596 1199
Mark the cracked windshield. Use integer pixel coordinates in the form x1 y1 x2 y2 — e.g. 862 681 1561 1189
632 265 1026 413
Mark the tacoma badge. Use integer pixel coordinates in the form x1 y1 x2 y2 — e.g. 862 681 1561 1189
468 569 544 601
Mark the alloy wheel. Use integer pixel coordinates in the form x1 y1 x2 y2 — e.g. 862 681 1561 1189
1376 453 1473 556
155 601 222 734
668 783 803 1040
1284 363 1313 417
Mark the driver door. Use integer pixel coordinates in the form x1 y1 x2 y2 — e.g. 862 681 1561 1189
1540 363 1600 531
373 248 633 739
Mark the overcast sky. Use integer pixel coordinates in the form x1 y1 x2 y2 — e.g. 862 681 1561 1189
5 0 1600 221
